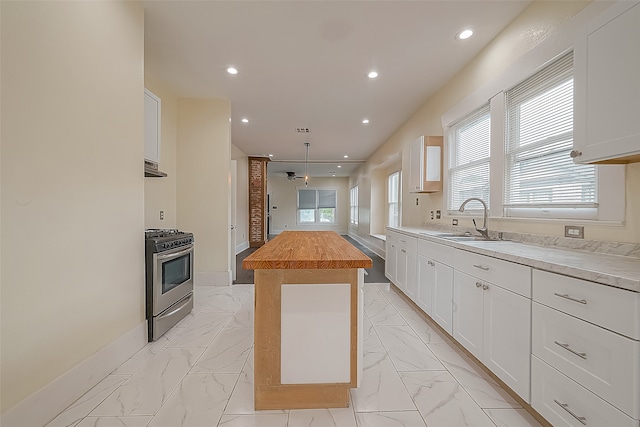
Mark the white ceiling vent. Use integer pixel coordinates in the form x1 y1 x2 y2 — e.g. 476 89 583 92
296 128 310 133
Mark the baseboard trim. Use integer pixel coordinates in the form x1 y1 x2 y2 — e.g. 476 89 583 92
347 232 386 259
195 270 232 286
235 241 249 255
1 322 146 427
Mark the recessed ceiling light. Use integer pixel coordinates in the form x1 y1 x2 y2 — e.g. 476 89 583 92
241 118 249 123
337 165 342 168
362 119 370 124
368 71 378 79
344 155 349 158
457 29 473 40
226 66 238 75
268 154 273 157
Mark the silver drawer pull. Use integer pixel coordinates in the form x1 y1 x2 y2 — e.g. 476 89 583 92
554 341 587 360
473 264 489 271
400 249 406 253
482 284 489 290
476 282 483 288
427 260 435 267
554 399 587 425
554 293 587 305
400 240 407 243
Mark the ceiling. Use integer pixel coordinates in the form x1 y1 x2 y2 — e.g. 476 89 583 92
143 1 530 177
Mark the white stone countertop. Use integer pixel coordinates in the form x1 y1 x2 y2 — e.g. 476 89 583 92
387 226 640 293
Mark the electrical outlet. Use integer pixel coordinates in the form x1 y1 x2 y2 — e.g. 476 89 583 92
416 198 419 206
436 210 441 219
564 225 584 239
284 224 287 228
452 219 458 226
160 210 164 220
430 211 434 220
242 233 245 239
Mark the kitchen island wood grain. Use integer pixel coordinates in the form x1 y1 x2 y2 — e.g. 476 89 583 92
242 231 371 410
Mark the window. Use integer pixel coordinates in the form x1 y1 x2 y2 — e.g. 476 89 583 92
504 52 597 219
297 189 337 224
447 105 491 211
350 185 358 226
388 172 400 227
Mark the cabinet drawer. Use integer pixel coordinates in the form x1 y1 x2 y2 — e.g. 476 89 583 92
453 251 531 298
533 270 640 340
417 238 457 265
396 234 417 253
532 356 638 427
533 303 640 418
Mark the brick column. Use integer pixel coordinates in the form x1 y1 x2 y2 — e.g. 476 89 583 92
249 156 269 247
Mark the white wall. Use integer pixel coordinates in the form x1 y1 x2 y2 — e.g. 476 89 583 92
351 0 639 246
231 144 249 253
1 0 144 414
144 75 178 229
177 98 232 284
268 176 349 234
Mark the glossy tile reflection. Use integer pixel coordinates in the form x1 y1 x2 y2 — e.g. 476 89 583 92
47 283 543 427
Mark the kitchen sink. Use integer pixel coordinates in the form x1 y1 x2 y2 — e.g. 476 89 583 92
419 232 501 242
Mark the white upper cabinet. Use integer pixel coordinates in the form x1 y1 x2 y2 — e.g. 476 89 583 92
144 88 161 164
573 2 640 164
409 136 443 192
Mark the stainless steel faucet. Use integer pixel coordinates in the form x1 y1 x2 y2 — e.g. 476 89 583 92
459 197 489 239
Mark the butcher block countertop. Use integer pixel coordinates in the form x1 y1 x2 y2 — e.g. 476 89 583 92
242 231 372 270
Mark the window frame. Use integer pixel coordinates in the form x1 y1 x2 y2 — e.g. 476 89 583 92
388 171 400 228
296 188 338 225
349 185 359 226
442 49 625 223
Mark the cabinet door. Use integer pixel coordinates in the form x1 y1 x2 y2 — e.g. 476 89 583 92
573 2 640 163
453 271 484 360
409 138 422 192
385 237 397 284
404 249 417 300
417 255 435 315
484 283 531 402
432 262 454 335
396 246 408 294
144 89 161 163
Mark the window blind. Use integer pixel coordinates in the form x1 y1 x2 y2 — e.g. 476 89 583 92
447 105 491 210
298 190 317 209
318 190 336 209
504 52 597 210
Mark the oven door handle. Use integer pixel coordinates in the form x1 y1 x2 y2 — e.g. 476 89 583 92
156 293 193 320
156 246 193 261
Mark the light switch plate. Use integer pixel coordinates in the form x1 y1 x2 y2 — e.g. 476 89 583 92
564 225 584 239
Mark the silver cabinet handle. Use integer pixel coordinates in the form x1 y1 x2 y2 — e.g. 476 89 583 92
476 282 482 288
473 264 490 271
554 293 587 305
427 260 435 267
400 249 406 253
554 341 587 360
482 284 489 290
554 399 587 425
400 240 407 243
570 150 583 158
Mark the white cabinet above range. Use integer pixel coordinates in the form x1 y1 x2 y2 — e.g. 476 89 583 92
144 88 161 164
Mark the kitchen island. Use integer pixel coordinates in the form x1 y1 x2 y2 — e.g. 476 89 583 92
242 231 372 410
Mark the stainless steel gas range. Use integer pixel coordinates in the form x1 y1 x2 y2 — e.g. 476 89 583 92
145 229 194 341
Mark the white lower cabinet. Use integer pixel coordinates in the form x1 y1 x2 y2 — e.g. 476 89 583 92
431 262 454 335
532 269 640 424
532 356 638 427
385 230 417 300
417 239 454 334
453 270 531 402
385 233 397 284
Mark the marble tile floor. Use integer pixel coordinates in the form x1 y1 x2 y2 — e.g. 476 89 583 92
46 283 543 427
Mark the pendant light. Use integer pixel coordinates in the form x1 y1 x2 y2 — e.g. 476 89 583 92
304 142 310 187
